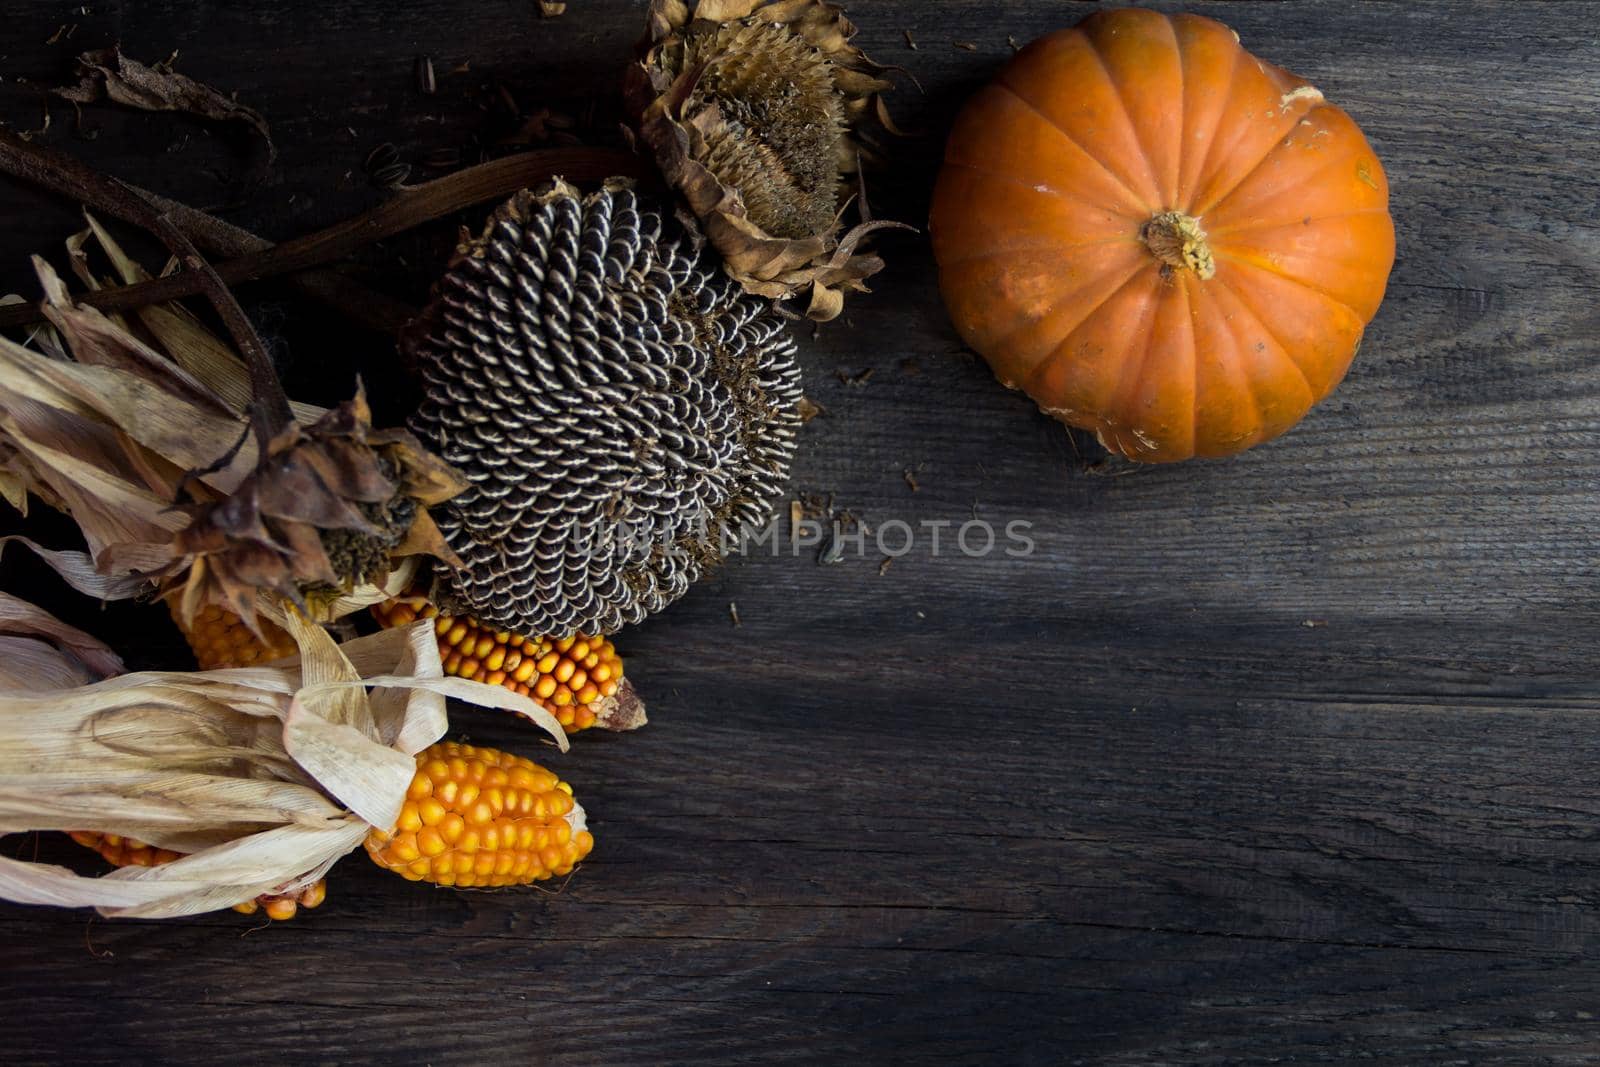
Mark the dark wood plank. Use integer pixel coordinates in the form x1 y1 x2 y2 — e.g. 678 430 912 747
2 1 1599 1063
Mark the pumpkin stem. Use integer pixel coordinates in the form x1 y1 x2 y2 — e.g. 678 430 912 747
1142 211 1216 280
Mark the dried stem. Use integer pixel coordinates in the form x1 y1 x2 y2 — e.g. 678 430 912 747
0 126 293 439
134 185 418 336
0 146 646 332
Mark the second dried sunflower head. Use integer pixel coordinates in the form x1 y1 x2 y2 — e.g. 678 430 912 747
626 0 903 320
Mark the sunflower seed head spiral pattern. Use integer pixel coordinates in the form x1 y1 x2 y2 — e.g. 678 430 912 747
407 181 803 637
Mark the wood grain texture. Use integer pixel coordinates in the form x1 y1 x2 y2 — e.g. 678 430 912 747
2 1 1599 1063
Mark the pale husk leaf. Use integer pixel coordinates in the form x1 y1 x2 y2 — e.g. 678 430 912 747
0 319 258 489
0 535 150 600
0 636 100 691
0 589 125 680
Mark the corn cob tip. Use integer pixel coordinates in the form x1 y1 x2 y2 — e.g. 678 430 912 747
592 675 647 731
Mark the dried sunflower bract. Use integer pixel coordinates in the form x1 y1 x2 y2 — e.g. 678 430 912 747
626 0 903 320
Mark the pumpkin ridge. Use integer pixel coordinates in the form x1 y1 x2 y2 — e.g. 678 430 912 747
1206 206 1390 239
1165 14 1186 209
1104 287 1167 455
1198 284 1272 452
1178 274 1199 460
944 160 1149 223
994 82 1153 214
1203 134 1368 231
935 233 1139 270
1214 273 1320 404
1179 25 1243 209
1023 259 1155 398
1214 250 1367 322
1193 93 1330 219
1077 30 1168 208
1185 38 1257 211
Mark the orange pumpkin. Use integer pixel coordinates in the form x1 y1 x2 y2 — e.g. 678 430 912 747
930 9 1395 462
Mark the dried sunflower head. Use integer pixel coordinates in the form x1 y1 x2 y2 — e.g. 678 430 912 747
626 0 904 320
404 179 802 638
169 389 466 632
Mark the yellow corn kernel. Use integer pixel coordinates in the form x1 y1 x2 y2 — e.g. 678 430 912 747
364 741 593 887
166 600 296 671
371 598 631 734
264 897 299 921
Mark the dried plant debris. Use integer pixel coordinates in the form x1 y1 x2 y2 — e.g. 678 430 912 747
0 224 464 633
503 107 580 147
364 142 411 190
626 0 911 320
420 146 463 171
538 0 568 15
54 47 276 166
404 180 803 637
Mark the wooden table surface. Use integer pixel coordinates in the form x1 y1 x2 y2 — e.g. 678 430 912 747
2 1 1598 1063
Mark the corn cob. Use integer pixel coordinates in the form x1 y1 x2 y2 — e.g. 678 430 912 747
68 831 327 920
364 741 594 887
371 598 645 732
167 599 297 670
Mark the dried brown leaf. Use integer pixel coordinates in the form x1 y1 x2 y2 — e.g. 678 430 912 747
0 232 463 634
368 430 469 506
53 47 276 167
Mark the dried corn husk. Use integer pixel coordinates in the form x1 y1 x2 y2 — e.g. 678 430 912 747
0 589 124 690
626 0 907 320
0 222 466 629
0 599 568 919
